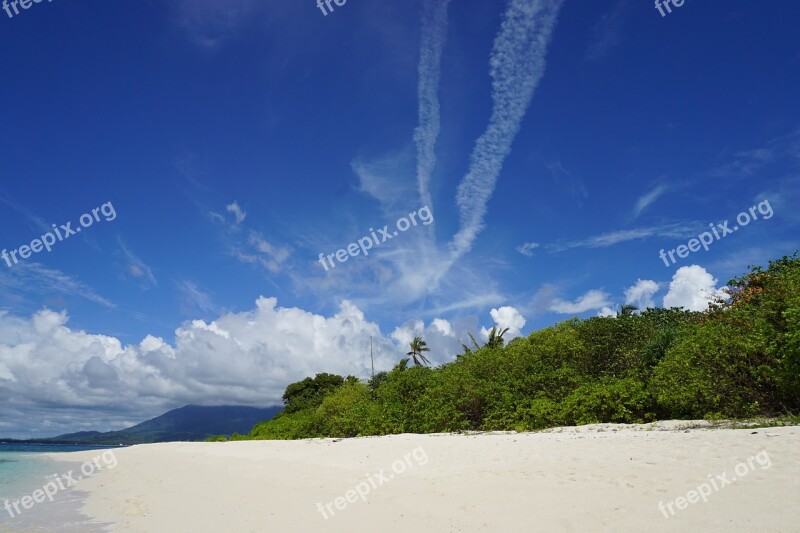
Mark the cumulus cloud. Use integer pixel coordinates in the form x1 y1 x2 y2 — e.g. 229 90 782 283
663 265 726 311
480 306 526 340
624 279 660 310
550 289 611 314
0 298 403 437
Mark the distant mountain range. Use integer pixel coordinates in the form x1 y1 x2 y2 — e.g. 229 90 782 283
0 405 282 445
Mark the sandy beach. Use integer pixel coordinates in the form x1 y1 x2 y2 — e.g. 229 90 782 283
42 422 800 532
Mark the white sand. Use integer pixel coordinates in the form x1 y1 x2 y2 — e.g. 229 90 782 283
49 422 800 532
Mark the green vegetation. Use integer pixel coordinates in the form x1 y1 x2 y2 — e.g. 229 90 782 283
237 254 800 440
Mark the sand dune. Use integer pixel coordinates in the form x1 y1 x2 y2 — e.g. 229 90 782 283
51 422 800 532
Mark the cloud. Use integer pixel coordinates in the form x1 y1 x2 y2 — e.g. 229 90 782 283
170 0 260 49
547 223 694 252
414 0 452 210
211 202 292 274
663 265 726 311
226 202 247 224
0 263 114 309
352 151 417 209
0 298 408 437
450 0 564 257
117 238 157 289
547 159 588 207
0 195 50 234
584 0 631 62
633 183 669 219
550 289 611 314
177 280 218 316
516 242 540 256
624 279 660 310
480 306 526 340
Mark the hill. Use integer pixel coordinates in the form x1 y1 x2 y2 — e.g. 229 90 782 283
42 405 282 445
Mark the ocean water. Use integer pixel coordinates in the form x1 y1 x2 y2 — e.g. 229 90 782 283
0 445 118 532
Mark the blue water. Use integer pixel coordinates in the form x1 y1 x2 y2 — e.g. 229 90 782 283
0 445 120 532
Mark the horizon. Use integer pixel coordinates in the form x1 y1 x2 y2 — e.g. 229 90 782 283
1 0 799 438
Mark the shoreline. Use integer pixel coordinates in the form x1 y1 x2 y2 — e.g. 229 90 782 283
45 421 800 532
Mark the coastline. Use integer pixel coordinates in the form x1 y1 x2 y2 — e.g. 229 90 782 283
45 421 800 532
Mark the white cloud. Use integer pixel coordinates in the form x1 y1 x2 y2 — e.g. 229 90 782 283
226 202 247 224
177 280 218 316
171 0 259 49
547 223 693 252
633 184 668 219
0 298 404 437
550 289 611 314
118 237 157 289
415 0 452 210
516 242 540 256
450 0 564 257
0 263 115 309
624 279 660 310
663 265 726 311
480 306 526 340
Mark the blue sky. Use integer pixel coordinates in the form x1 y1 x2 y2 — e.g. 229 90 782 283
1 0 799 437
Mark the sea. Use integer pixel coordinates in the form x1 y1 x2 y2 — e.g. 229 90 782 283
0 444 119 532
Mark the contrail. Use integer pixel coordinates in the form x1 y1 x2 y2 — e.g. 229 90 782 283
450 0 564 257
414 0 452 213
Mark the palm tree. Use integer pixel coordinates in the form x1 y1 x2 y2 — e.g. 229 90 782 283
620 304 639 317
486 326 510 349
407 336 431 366
459 332 481 356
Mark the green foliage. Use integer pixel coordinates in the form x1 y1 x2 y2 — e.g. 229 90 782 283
560 377 654 425
235 253 800 440
282 373 349 413
248 410 320 440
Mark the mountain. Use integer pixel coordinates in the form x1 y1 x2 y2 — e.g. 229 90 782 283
40 405 281 445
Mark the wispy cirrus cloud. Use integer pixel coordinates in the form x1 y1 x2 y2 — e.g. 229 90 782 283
516 242 540 256
169 0 260 49
450 0 564 257
414 0 452 211
632 183 669 219
211 201 292 274
177 280 218 316
117 237 157 289
546 223 695 253
0 194 51 234
584 0 632 62
0 262 115 309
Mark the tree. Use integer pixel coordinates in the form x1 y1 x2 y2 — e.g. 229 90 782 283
407 336 432 366
282 373 346 413
620 304 638 317
486 326 510 349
